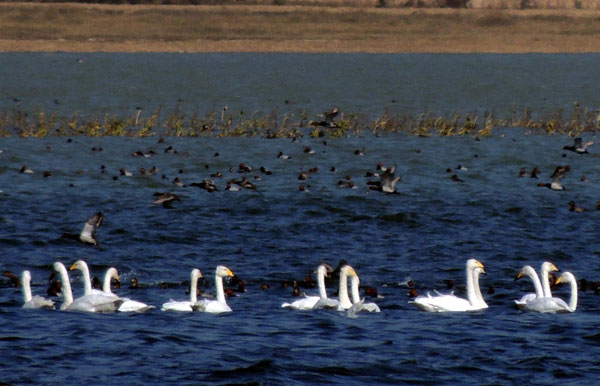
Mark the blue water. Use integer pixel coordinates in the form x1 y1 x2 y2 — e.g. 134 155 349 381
1 54 600 385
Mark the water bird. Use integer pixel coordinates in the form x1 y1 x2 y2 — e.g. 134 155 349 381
172 177 185 187
259 166 272 175
193 266 235 313
102 268 154 312
514 262 559 311
518 167 527 177
304 146 315 154
129 278 140 289
530 167 540 178
119 168 133 176
53 262 122 312
164 145 177 154
347 274 381 316
569 201 585 212
317 265 359 311
238 163 252 173
161 269 203 312
563 137 593 154
309 107 339 127
230 177 257 190
298 172 308 181
277 151 290 159
368 165 400 193
152 192 180 207
210 171 223 178
412 259 488 312
19 166 33 174
190 179 217 193
520 271 577 313
20 271 55 310
60 211 103 246
450 174 464 183
282 264 334 310
537 165 569 190
2 271 20 287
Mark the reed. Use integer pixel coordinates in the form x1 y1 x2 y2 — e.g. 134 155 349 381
0 105 597 139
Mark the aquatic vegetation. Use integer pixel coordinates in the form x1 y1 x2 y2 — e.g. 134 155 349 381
0 103 598 139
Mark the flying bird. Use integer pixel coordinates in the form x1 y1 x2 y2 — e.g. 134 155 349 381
60 212 103 246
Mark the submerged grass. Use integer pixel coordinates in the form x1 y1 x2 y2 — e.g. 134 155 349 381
0 104 598 139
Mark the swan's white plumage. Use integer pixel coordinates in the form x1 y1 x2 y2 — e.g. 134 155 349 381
412 259 487 312
540 262 559 298
69 260 104 296
347 275 380 317
515 262 564 313
193 266 234 314
103 268 154 312
514 265 544 309
21 271 55 310
314 265 357 311
282 264 332 310
54 262 122 312
161 268 202 312
523 271 577 313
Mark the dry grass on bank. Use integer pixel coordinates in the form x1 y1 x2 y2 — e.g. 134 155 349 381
1 3 600 52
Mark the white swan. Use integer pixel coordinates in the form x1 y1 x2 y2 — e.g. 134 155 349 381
282 263 333 310
161 268 203 312
313 265 358 311
539 261 559 297
412 259 487 312
193 265 234 314
554 272 577 312
103 268 154 312
21 270 55 310
514 265 544 309
514 262 562 312
69 260 104 296
523 271 577 313
53 262 122 312
347 274 380 316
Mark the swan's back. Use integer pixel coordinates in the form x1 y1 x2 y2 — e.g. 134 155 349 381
523 297 569 313
69 293 123 312
194 299 232 313
24 295 55 310
161 300 193 312
281 295 320 310
413 293 477 312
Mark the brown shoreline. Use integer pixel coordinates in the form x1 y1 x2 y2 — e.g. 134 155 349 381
1 3 600 53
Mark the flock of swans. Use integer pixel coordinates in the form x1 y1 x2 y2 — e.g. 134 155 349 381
17 258 578 315
21 260 236 314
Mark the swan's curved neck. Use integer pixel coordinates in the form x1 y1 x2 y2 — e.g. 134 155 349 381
317 268 327 299
471 269 488 308
524 267 544 298
541 266 553 298
21 273 32 303
103 270 113 294
565 276 578 312
189 274 199 304
350 275 361 304
78 263 93 295
466 265 482 307
215 275 226 304
338 271 352 309
57 265 74 309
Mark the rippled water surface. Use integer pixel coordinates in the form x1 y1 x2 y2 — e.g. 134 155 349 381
1 53 600 385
